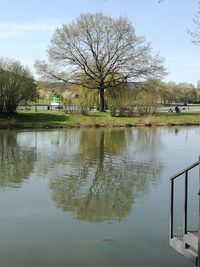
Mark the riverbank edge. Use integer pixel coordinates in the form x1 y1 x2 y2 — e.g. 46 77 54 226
1 110 200 129
1 121 200 129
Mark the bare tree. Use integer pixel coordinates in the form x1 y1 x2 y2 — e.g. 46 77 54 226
159 1 200 44
35 13 166 112
189 1 200 44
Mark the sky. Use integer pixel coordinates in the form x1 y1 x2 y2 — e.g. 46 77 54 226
0 0 200 85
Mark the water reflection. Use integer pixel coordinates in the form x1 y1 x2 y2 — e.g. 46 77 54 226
0 128 163 221
0 127 199 267
0 131 36 188
49 128 163 222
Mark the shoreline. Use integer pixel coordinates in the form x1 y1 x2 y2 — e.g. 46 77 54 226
1 121 200 130
1 110 200 129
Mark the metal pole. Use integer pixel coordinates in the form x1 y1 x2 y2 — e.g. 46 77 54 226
184 170 188 235
198 157 200 266
170 179 174 239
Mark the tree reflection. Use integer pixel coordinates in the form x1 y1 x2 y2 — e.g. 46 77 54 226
0 131 35 188
49 128 163 222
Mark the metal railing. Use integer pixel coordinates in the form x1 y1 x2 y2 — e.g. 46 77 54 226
170 160 200 239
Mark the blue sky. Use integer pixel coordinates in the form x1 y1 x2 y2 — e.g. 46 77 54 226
0 0 199 85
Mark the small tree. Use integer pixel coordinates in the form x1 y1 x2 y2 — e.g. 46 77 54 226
0 57 36 114
176 83 197 105
35 12 166 112
107 83 138 116
78 88 99 109
135 80 161 115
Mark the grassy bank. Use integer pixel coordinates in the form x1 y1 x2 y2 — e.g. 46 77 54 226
1 110 200 129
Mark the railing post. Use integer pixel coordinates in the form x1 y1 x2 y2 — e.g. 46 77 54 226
198 191 200 266
170 179 174 239
170 159 200 265
184 170 188 235
198 158 200 266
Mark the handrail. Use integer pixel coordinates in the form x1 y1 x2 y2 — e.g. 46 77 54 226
170 159 200 241
170 159 200 266
170 160 200 181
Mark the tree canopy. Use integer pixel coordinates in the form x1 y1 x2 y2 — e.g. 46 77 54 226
36 12 166 111
0 57 36 114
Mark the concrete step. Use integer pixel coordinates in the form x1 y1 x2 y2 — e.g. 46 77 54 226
184 232 198 252
170 237 198 265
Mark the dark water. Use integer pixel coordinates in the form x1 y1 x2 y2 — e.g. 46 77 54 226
0 127 200 267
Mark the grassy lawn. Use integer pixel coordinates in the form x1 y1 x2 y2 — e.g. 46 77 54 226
154 111 200 125
1 110 200 129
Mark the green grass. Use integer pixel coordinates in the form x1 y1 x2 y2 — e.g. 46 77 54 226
154 112 200 125
1 110 200 129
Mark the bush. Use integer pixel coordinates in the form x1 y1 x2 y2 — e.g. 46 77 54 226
110 105 117 117
110 105 135 117
118 107 133 117
81 109 89 116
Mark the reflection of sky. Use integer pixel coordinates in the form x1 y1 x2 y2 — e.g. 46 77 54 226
0 179 57 219
16 131 36 148
125 128 163 163
17 130 80 153
159 127 200 177
0 127 200 267
163 127 200 156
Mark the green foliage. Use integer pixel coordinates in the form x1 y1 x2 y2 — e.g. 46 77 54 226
108 80 161 117
0 131 35 187
62 90 74 106
78 87 99 108
110 105 134 117
81 108 89 116
110 105 117 117
0 57 36 114
107 84 137 117
135 80 161 115
160 82 197 105
136 92 159 115
118 107 134 117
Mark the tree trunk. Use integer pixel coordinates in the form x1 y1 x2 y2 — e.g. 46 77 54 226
6 103 17 114
99 83 106 112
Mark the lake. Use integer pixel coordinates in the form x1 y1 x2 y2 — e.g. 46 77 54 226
0 127 200 267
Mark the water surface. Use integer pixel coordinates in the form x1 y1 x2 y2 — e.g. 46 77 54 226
0 127 200 267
